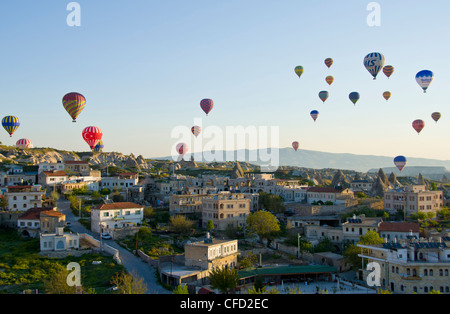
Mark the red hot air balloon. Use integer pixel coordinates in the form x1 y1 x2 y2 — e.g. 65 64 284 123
62 92 86 122
200 99 214 116
16 138 33 149
176 143 188 156
292 141 300 151
412 120 425 135
82 126 103 150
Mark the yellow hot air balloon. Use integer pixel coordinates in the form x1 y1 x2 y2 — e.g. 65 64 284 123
383 65 394 79
325 76 334 85
383 91 391 101
295 66 304 78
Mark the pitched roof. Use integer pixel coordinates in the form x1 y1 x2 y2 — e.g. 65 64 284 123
379 222 420 233
92 202 143 210
18 207 57 220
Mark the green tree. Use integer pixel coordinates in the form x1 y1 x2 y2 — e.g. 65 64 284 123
110 271 147 294
169 215 194 235
239 252 258 269
246 211 280 243
0 196 8 210
206 220 215 233
258 192 285 213
343 231 384 269
43 263 77 294
208 266 240 294
172 284 189 294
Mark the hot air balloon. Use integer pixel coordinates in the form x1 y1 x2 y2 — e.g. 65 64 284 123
349 92 360 105
383 91 391 101
383 65 394 79
416 70 434 93
310 110 319 122
176 143 188 156
82 126 103 150
2 116 20 137
324 58 333 69
292 141 300 152
191 126 202 138
364 52 385 80
394 156 407 172
200 99 214 116
412 119 425 134
16 138 33 149
431 112 441 123
62 92 86 122
325 76 334 85
319 91 329 103
295 66 304 78
93 140 104 154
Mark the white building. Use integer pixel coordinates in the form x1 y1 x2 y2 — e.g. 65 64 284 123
90 202 144 234
99 173 139 190
6 185 44 211
38 162 65 174
40 227 79 252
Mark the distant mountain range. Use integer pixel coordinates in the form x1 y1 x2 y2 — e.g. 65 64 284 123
156 148 450 174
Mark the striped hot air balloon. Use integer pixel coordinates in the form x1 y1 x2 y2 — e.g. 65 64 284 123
292 141 300 151
325 76 334 85
364 52 385 80
93 140 104 154
63 92 86 122
394 156 407 172
200 99 214 116
295 66 304 78
310 110 319 122
349 92 360 105
16 138 33 149
324 58 333 68
82 126 103 150
431 112 441 123
2 116 20 137
319 91 329 103
412 119 425 134
383 91 391 101
191 126 202 138
383 65 394 78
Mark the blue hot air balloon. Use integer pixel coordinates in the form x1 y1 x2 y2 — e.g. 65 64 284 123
2 116 20 137
349 92 360 105
415 70 434 93
364 52 385 80
310 110 319 122
319 91 329 103
394 156 407 172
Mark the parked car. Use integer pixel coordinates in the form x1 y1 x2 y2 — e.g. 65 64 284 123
101 233 112 240
65 222 71 227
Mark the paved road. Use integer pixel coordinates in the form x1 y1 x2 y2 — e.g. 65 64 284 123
58 200 170 294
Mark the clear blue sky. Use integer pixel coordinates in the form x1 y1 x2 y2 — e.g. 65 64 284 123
0 0 449 162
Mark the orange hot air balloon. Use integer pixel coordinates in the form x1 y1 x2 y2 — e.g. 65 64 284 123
325 76 334 85
292 141 300 151
383 91 391 101
383 65 394 79
412 119 425 134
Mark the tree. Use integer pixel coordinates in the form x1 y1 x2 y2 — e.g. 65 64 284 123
44 263 77 294
206 220 215 233
258 192 285 213
110 271 147 294
239 252 258 269
343 231 384 269
50 191 60 201
172 285 189 294
169 215 194 235
246 210 280 243
208 266 240 294
0 196 8 210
